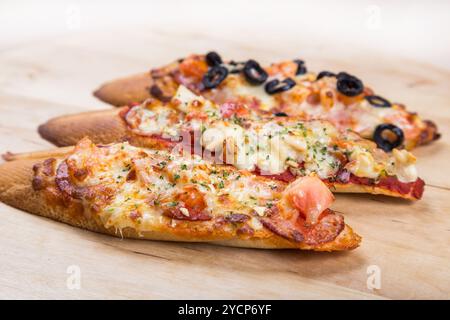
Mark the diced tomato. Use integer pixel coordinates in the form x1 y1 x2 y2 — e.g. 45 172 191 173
265 61 298 77
219 102 250 118
178 185 207 212
179 57 208 81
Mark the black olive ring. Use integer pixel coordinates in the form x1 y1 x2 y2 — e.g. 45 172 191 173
202 66 229 89
294 59 307 75
274 112 288 117
229 68 243 74
365 95 392 108
265 78 296 95
243 59 268 85
229 60 244 66
336 72 364 97
316 71 336 80
205 51 223 67
373 123 404 152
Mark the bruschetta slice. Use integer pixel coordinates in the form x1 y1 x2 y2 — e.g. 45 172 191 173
94 53 440 150
0 138 361 251
37 86 425 200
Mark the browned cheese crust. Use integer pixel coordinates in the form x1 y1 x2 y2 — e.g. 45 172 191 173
0 151 361 251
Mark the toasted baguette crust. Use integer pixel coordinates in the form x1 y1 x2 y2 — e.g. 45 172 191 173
2 147 75 162
37 108 171 150
38 109 128 147
0 155 360 251
94 73 152 107
0 157 109 233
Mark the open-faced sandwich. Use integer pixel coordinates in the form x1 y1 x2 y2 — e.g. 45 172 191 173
37 86 424 200
93 52 440 151
0 138 361 251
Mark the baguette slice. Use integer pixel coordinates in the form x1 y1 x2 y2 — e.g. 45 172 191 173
94 72 153 107
38 109 128 147
0 139 361 251
94 54 440 150
37 87 425 200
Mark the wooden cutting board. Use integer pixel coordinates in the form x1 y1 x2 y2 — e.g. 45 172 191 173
0 28 449 299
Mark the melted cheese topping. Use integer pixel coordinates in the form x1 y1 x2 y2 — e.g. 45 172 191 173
125 86 418 183
388 149 418 183
66 140 283 232
135 106 180 137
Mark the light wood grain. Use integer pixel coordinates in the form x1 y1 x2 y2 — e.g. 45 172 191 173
0 29 449 300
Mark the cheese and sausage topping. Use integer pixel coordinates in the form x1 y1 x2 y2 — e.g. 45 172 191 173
32 138 350 247
123 85 423 200
149 54 439 150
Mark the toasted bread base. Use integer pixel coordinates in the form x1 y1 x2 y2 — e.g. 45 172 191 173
0 156 360 251
94 73 152 107
3 146 75 162
38 108 128 147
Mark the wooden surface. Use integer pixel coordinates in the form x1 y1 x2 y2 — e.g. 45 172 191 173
0 28 449 300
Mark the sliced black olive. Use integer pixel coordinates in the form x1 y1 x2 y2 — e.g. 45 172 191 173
316 71 336 80
229 69 242 74
373 124 404 152
227 60 245 74
205 51 222 67
365 95 392 108
336 72 364 97
243 59 268 85
274 112 288 117
149 85 171 102
229 60 244 66
294 59 307 75
202 66 228 89
265 78 296 95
